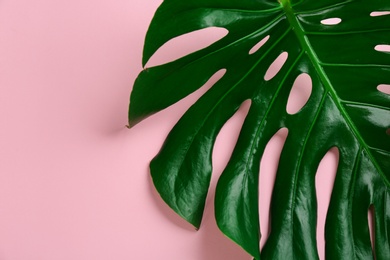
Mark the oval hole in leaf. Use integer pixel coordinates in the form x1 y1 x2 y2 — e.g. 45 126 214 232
386 128 390 136
264 52 288 81
375 44 390 53
146 27 228 67
368 205 376 258
321 18 342 25
286 73 312 114
370 11 390 17
259 127 288 249
377 84 390 95
315 147 339 260
249 35 270 55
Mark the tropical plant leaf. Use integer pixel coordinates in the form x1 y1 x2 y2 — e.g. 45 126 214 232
129 0 390 259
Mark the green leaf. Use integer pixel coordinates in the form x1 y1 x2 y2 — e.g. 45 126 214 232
129 0 390 259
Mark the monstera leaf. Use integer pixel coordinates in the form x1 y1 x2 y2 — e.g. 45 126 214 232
129 0 390 259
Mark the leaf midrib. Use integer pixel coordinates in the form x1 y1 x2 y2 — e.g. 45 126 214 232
281 1 389 186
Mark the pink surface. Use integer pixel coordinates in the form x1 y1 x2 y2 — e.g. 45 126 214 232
0 1 338 259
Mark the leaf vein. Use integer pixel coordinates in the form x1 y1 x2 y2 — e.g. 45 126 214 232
290 90 328 254
320 63 390 68
305 28 390 36
295 0 355 15
342 102 390 112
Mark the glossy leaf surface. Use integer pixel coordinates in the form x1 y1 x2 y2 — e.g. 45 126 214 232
129 0 390 259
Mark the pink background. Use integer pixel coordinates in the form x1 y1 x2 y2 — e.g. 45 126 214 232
0 1 340 259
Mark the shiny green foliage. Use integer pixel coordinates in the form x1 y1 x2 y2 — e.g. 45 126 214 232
129 0 390 259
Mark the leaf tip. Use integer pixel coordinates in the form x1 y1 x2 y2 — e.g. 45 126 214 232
142 47 153 68
127 116 142 129
141 59 147 68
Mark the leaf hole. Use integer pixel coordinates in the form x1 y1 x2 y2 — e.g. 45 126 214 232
145 27 228 67
286 73 312 114
315 147 339 260
368 205 376 259
249 35 270 55
370 11 390 17
377 84 390 95
386 128 390 136
375 44 390 53
320 18 342 25
264 52 288 81
259 127 289 249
